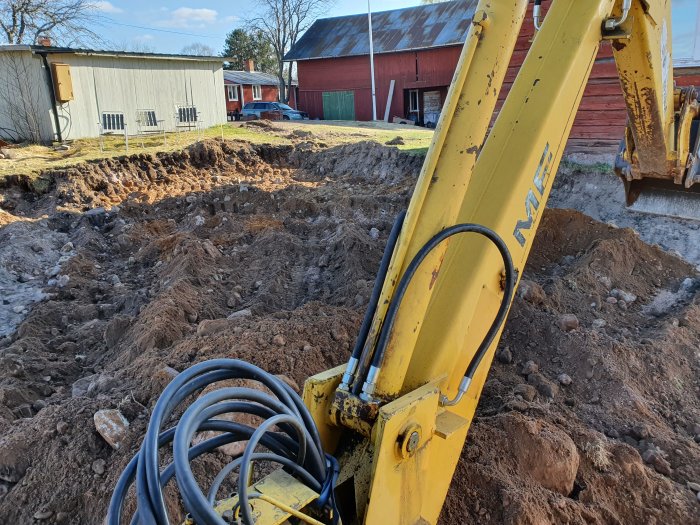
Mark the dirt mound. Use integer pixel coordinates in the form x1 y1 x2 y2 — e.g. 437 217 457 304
0 139 421 219
443 209 700 524
550 161 700 266
242 120 280 131
0 140 698 524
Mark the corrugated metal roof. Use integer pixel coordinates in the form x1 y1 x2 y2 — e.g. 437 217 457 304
284 0 477 61
224 70 298 86
0 44 224 62
224 70 279 86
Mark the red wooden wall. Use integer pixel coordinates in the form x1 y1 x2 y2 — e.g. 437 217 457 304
225 84 280 114
224 84 297 114
297 46 461 121
504 0 627 143
675 68 700 88
295 0 698 145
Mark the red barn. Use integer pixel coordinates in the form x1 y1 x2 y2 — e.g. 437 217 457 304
286 0 699 148
285 1 470 125
223 60 297 120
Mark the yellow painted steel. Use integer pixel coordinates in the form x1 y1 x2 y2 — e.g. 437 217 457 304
363 381 471 525
611 0 700 203
302 364 345 451
610 0 675 180
676 90 699 181
403 0 615 405
349 2 617 523
355 0 530 399
375 0 615 403
213 469 319 525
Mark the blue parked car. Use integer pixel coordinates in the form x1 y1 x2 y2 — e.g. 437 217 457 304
241 102 308 120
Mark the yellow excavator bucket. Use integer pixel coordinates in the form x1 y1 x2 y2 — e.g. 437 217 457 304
608 0 700 220
614 88 700 220
615 106 700 220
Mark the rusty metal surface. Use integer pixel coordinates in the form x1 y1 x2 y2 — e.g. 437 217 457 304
330 389 379 438
285 0 477 61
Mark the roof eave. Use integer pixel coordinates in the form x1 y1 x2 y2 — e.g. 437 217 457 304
284 42 465 62
27 45 224 62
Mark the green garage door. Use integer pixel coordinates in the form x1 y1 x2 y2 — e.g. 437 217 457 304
322 91 355 120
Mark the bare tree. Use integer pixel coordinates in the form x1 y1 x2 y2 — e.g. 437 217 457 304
0 52 43 142
116 39 156 53
249 0 332 103
0 0 102 46
180 42 216 56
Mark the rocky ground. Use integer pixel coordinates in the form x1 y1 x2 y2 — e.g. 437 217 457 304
0 138 698 524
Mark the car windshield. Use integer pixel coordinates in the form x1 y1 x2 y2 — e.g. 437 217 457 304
275 103 294 111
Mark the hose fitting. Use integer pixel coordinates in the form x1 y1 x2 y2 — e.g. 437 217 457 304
440 376 472 407
605 0 632 30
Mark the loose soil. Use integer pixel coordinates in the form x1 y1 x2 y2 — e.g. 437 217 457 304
0 139 698 525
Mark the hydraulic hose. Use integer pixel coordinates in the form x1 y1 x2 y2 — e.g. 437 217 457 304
108 358 340 525
358 224 516 402
340 211 406 391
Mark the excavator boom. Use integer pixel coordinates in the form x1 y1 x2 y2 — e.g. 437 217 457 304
109 1 696 524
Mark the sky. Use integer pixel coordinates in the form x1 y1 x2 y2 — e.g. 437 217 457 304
89 0 698 62
89 0 422 54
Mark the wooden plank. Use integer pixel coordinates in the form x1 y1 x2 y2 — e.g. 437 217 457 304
494 95 626 113
384 79 395 122
497 79 623 102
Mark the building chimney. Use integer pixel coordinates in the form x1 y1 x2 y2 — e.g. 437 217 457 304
244 59 255 72
37 36 52 47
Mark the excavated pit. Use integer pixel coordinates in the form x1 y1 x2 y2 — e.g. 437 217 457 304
0 139 698 524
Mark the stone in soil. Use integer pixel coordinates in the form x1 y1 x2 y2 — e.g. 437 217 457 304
518 279 546 304
557 314 579 332
528 373 559 399
557 373 573 386
496 346 513 364
91 459 106 475
513 383 537 402
93 409 129 450
641 449 672 476
228 308 252 319
521 360 539 375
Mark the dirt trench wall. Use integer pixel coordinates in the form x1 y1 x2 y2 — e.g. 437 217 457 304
0 139 698 524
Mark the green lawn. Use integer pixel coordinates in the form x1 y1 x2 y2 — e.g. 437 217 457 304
0 121 434 181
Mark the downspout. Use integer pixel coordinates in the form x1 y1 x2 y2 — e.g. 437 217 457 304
37 52 63 143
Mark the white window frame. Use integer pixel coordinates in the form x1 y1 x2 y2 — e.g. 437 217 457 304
227 84 239 102
252 84 263 100
408 89 419 113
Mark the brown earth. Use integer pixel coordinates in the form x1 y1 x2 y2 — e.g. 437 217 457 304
0 139 698 525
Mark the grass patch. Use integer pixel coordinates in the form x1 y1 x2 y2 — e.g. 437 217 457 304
0 121 434 182
559 158 614 176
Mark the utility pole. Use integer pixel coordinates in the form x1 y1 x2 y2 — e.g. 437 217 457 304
368 0 377 121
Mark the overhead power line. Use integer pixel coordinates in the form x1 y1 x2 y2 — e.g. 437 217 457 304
101 18 225 41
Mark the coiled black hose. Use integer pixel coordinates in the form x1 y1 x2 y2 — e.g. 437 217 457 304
107 359 339 525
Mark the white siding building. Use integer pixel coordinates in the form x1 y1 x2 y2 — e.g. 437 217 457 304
0 45 226 143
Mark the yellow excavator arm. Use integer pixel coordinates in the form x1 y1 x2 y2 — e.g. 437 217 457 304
611 0 700 218
108 1 696 524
